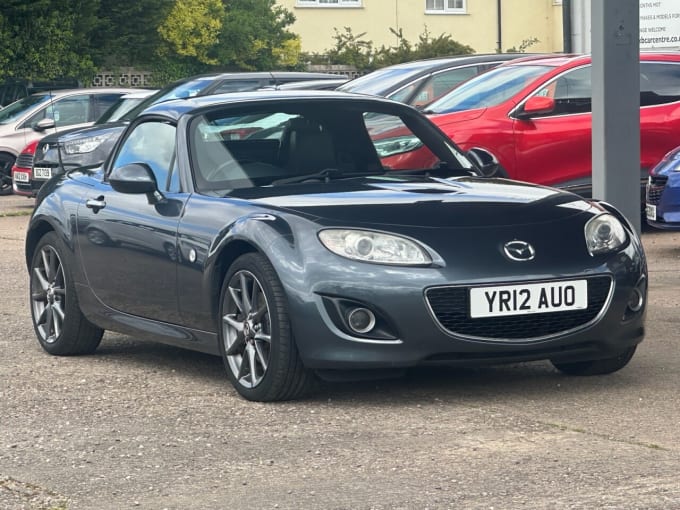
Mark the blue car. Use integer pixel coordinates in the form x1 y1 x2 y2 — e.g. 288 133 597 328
646 146 680 229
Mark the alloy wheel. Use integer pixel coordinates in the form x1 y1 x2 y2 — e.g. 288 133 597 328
222 270 272 388
31 245 67 343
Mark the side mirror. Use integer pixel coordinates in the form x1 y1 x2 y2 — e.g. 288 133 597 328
109 163 158 195
516 96 555 120
34 118 56 131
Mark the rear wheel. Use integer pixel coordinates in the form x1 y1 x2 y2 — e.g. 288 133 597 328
218 253 312 401
29 232 104 355
0 153 15 195
551 346 637 376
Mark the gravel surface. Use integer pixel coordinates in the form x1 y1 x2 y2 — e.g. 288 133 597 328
1 197 679 509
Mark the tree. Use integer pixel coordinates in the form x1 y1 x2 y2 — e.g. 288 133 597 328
325 27 375 70
0 0 100 81
92 0 175 68
158 0 224 65
211 0 298 70
315 26 475 72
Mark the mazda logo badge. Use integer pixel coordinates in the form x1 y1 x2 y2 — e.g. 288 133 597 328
503 240 535 261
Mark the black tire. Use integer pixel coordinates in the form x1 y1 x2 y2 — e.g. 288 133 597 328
479 162 509 178
218 252 312 401
29 232 104 355
551 346 637 376
467 150 509 178
0 153 15 196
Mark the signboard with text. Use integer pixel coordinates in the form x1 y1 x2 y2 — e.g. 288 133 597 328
640 0 680 48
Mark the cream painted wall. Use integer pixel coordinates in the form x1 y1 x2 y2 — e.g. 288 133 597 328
277 0 565 55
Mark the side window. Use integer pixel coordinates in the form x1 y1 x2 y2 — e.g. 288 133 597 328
640 62 680 107
93 93 123 120
51 95 91 127
111 121 178 192
22 102 57 129
212 80 262 93
413 67 479 107
534 66 592 116
388 78 427 104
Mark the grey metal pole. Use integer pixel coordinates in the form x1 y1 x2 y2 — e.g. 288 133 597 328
563 0 573 53
591 0 641 233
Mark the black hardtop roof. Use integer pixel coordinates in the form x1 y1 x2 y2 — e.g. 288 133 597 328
140 89 408 121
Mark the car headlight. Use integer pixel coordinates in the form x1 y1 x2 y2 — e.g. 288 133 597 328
318 229 431 265
373 136 423 158
63 134 112 154
584 213 627 255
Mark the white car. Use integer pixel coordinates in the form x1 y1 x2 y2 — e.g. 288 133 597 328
0 87 138 194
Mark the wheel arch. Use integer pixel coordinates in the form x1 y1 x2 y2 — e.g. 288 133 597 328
25 219 55 269
211 239 260 321
467 147 509 178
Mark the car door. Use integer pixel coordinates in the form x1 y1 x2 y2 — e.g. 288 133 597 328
76 119 187 323
640 61 680 174
512 65 594 191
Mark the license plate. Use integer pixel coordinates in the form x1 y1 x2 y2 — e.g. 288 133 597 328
33 167 52 180
469 280 588 318
646 203 657 221
13 171 29 183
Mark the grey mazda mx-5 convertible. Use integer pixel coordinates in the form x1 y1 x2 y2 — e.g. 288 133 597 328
26 91 646 401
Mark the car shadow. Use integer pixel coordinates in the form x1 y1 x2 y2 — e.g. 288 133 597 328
91 334 641 404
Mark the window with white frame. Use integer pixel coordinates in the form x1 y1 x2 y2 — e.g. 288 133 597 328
296 0 362 7
426 0 466 13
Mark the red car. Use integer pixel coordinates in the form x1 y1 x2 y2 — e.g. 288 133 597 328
423 53 680 196
10 140 39 197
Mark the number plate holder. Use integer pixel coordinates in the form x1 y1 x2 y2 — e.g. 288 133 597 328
469 280 588 318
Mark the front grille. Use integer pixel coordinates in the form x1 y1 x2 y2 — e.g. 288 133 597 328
15 152 34 169
646 175 667 205
426 276 612 341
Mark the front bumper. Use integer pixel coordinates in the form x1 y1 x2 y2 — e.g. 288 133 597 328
286 241 646 370
646 173 680 228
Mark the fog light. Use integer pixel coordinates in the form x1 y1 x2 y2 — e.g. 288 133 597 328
627 286 644 313
347 307 376 334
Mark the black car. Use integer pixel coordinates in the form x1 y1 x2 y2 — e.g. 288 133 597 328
337 53 536 107
26 91 647 402
25 72 346 196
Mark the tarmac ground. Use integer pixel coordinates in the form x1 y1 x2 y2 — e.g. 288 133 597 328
1 193 679 509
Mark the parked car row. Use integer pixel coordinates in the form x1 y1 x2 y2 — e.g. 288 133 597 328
6 54 680 231
6 56 540 199
0 87 140 195
5 71 346 196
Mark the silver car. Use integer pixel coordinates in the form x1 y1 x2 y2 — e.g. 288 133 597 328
0 87 138 194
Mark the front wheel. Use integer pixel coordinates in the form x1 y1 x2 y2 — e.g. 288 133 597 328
29 232 104 355
0 153 15 195
551 346 637 376
218 253 312 401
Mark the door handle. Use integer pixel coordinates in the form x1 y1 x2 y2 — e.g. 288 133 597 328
85 196 106 213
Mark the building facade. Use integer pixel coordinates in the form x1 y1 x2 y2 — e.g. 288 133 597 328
276 0 565 55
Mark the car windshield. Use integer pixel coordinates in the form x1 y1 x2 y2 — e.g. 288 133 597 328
0 94 50 124
189 103 474 194
337 66 430 96
426 65 553 114
119 76 218 122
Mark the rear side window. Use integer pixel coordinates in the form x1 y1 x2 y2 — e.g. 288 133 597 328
640 62 680 106
212 80 264 93
93 93 124 120
411 66 479 107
